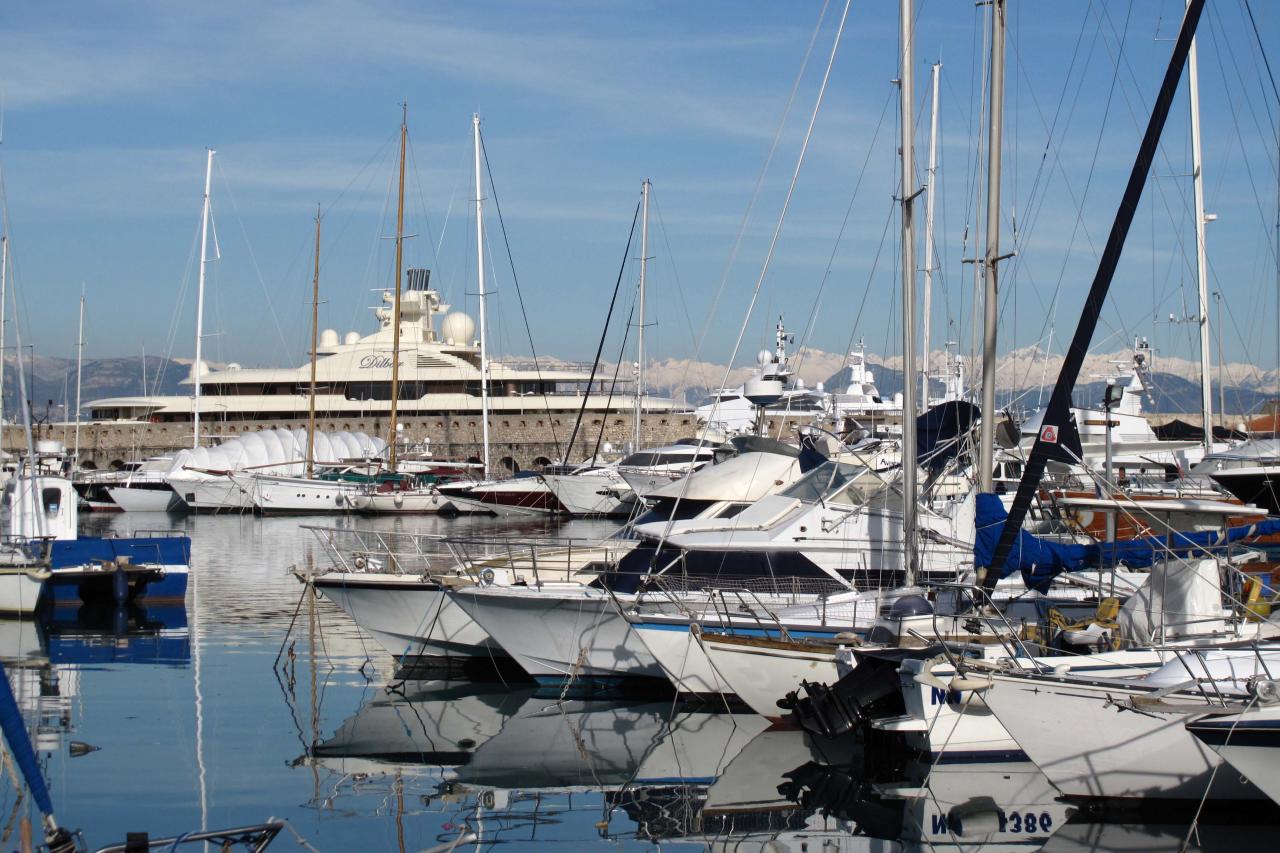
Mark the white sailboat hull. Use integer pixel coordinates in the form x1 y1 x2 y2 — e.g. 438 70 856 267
699 633 840 721
448 585 667 683
107 485 181 512
171 475 254 513
981 671 1266 800
632 621 732 698
1188 705 1280 806
311 573 504 661
539 472 633 516
0 569 48 615
242 474 358 515
346 489 448 514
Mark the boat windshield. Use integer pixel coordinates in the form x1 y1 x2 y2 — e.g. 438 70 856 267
779 460 885 505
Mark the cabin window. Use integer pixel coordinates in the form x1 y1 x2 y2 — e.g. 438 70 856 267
41 488 63 513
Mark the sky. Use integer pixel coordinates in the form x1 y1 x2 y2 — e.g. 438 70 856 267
0 0 1277 392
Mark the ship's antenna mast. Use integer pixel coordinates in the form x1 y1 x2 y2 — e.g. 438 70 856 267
635 178 651 453
193 148 215 449
74 285 84 462
307 205 321 479
474 114 491 479
921 61 941 409
388 105 407 471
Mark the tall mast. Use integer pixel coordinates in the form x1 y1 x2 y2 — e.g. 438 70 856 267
1187 0 1213 453
921 62 941 409
0 236 7 432
388 107 407 471
193 148 214 449
977 0 1006 492
73 286 84 460
473 114 491 479
635 178 651 453
899 0 919 585
307 205 321 479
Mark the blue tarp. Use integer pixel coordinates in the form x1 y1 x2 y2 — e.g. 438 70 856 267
974 492 1280 591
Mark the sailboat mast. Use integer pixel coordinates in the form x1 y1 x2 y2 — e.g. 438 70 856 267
0 236 7 432
635 178 650 453
193 148 214 450
73 287 84 461
1187 0 1213 453
921 62 940 410
977 0 1006 492
899 0 919 584
473 114 491 479
388 108 407 471
307 205 321 479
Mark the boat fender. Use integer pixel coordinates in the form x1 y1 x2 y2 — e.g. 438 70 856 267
394 493 404 508
112 567 130 606
948 675 993 694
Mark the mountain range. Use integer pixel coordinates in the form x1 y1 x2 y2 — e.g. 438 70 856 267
4 345 1275 422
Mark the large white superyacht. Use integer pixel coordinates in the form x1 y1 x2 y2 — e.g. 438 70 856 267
85 269 685 427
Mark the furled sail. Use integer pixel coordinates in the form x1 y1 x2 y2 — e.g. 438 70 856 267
975 492 1280 591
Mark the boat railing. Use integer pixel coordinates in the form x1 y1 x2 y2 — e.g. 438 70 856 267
440 534 632 585
301 526 630 580
635 573 854 638
303 525 454 576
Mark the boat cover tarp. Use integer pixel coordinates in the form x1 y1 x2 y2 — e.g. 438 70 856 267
1152 418 1245 442
974 492 1280 591
916 401 980 472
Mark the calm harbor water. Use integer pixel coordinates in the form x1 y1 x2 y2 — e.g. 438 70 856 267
0 511 1272 851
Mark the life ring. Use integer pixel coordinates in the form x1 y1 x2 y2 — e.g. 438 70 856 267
353 554 367 570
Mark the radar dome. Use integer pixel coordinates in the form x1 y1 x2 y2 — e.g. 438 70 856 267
320 329 340 348
344 331 360 345
440 312 476 345
187 360 210 381
757 349 772 366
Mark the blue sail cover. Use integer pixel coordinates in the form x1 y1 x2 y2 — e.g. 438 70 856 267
974 492 1280 591
0 662 55 818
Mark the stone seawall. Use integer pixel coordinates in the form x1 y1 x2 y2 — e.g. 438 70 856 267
6 414 708 471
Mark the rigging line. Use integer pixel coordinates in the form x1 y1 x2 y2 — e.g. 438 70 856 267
212 159 292 365
589 302 635 464
1240 0 1279 119
705 0 852 434
1012 1 1134 391
405 134 442 271
478 128 565 458
842 200 900 366
655 0 850 546
561 200 641 465
678 0 829 404
153 197 205 396
1205 7 1280 263
647 188 696 358
799 85 895 380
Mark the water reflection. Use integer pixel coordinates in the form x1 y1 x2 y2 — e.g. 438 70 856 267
0 510 1270 849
